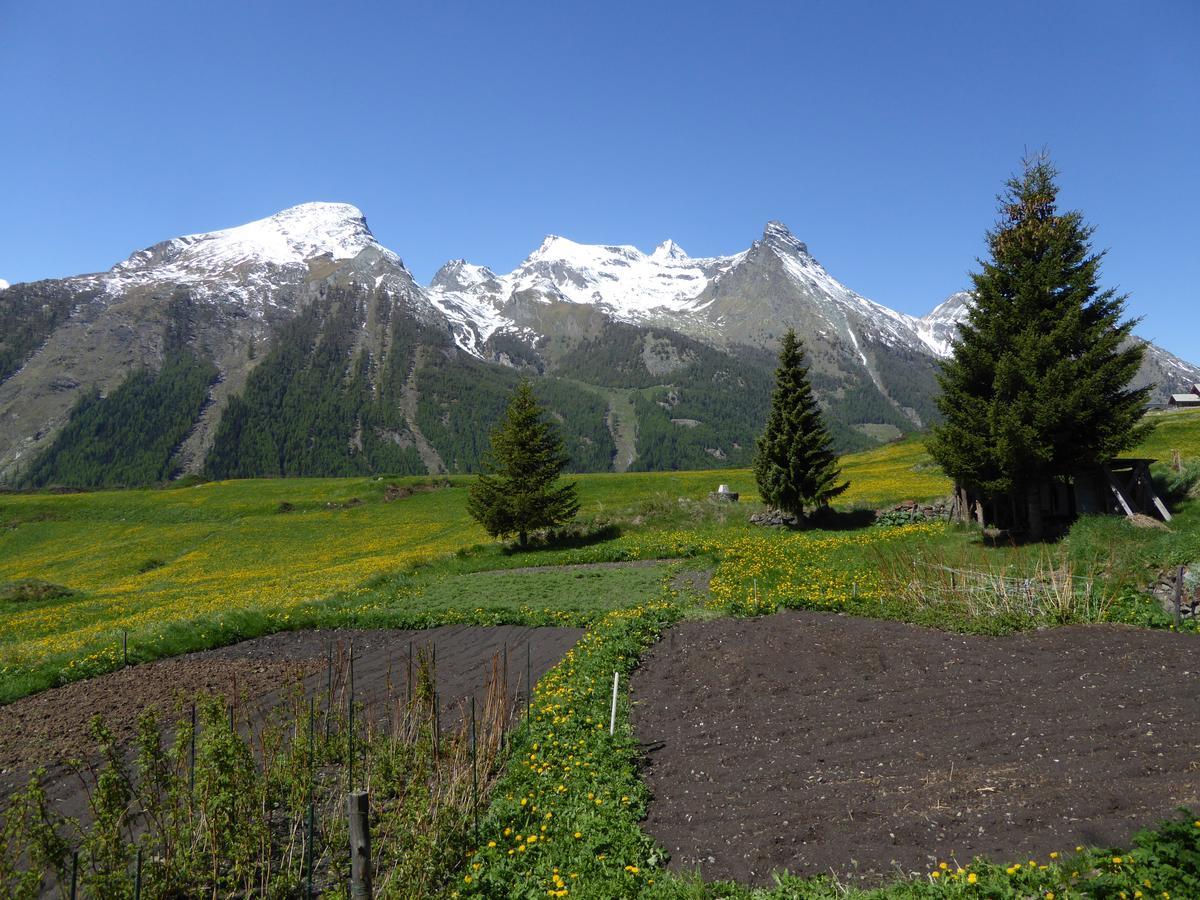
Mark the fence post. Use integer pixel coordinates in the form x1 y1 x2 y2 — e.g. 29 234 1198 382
70 850 78 900
134 847 142 900
325 641 333 742
501 642 509 749
609 671 620 736
470 696 479 842
433 693 440 765
307 696 316 900
347 790 372 899
189 703 196 797
123 630 128 667
348 643 355 792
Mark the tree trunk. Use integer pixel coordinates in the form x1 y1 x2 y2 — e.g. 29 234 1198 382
1027 486 1044 541
518 530 528 549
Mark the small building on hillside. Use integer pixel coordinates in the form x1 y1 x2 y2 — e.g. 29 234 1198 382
951 459 1171 533
1168 384 1200 407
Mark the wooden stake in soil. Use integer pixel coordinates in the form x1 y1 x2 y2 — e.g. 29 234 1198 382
189 703 196 796
346 790 372 899
307 696 316 900
433 692 441 765
1175 565 1185 628
69 850 78 900
406 640 413 707
609 671 620 736
325 641 333 742
348 643 356 791
122 630 128 667
502 642 509 749
470 696 479 842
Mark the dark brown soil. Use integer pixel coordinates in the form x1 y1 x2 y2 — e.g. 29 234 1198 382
630 611 1200 886
1 624 582 822
475 559 680 576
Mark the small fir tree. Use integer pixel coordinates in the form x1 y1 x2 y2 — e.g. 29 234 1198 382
754 329 848 522
927 152 1150 538
467 380 580 547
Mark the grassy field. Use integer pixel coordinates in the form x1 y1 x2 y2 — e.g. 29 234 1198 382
2 408 1199 703
3 409 1200 897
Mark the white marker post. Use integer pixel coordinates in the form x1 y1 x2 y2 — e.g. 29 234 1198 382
609 671 620 736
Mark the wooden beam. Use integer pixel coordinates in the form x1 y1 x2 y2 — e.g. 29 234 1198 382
1107 471 1136 518
1134 464 1173 522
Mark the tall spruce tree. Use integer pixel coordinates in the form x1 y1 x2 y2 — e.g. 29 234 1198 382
467 380 580 547
927 152 1150 538
754 329 848 522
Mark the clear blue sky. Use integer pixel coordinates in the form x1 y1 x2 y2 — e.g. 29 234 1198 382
2 1 1197 359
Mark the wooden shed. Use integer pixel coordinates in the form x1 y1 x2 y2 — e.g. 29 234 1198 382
952 459 1171 533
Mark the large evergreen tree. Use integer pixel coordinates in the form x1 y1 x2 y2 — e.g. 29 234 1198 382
927 152 1150 538
754 329 848 521
467 380 580 547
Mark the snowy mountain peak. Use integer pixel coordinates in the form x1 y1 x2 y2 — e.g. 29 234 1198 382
913 290 974 356
111 201 391 280
761 220 809 257
529 234 644 266
652 239 688 260
430 258 499 292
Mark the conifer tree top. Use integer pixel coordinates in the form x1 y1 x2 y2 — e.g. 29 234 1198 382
928 152 1150 505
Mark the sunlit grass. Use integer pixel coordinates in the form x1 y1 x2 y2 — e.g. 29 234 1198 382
4 410 1200 702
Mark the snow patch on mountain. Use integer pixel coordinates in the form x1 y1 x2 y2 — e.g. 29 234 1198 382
508 234 722 315
0 279 8 291
916 290 974 355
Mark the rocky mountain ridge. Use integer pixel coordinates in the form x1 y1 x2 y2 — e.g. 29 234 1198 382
0 202 1195 483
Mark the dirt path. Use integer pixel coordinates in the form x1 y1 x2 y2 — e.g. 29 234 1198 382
476 559 680 576
1 624 582 822
631 611 1200 886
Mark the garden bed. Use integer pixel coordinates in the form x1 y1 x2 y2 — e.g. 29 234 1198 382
0 624 582 821
630 610 1200 886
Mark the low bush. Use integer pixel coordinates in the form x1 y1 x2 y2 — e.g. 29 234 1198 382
0 580 75 604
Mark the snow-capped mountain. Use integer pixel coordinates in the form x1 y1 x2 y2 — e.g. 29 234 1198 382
0 203 436 479
916 291 974 357
2 201 1197 483
74 201 429 315
426 221 947 362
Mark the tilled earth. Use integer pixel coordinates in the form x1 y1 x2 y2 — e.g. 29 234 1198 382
631 610 1200 886
1 624 582 821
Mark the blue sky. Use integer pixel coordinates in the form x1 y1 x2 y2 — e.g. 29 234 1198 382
2 1 1197 359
